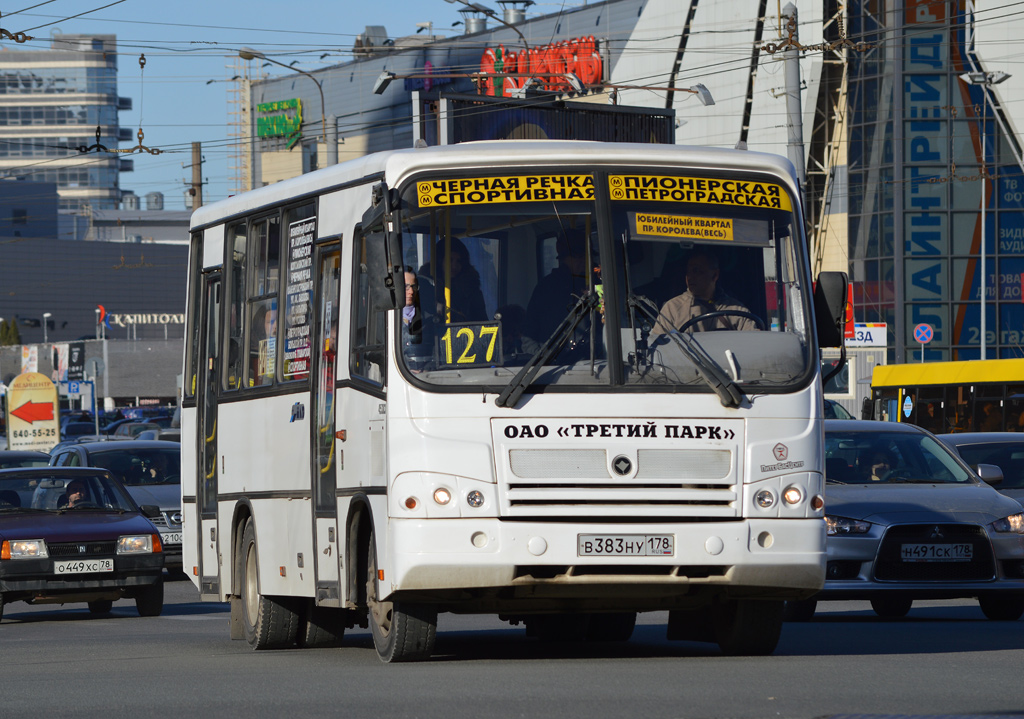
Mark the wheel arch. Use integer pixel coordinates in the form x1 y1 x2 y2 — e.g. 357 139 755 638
230 499 255 598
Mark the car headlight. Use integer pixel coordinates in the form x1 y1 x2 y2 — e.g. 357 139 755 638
826 516 872 536
991 513 1024 534
1 539 48 559
117 534 159 554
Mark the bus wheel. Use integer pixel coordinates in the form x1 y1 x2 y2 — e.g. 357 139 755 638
241 518 299 649
782 599 817 622
299 602 347 648
870 597 912 618
979 595 1024 621
713 599 784 656
586 612 636 642
366 536 436 662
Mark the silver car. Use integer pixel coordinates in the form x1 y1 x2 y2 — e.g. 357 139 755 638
936 432 1024 504
786 420 1024 621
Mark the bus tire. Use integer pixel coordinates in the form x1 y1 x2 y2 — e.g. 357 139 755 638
300 602 347 648
135 580 164 617
783 599 817 622
870 597 912 618
586 612 636 642
713 599 783 656
241 518 299 649
366 536 436 662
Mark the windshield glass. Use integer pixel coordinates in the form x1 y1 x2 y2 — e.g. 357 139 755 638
397 170 811 393
88 448 181 486
824 430 974 485
0 472 137 512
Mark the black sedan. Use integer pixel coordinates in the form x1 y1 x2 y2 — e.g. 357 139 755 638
937 432 1024 503
50 440 182 570
786 420 1024 622
0 467 164 621
0 451 50 469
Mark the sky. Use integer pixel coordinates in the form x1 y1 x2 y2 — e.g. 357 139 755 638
2 0 574 207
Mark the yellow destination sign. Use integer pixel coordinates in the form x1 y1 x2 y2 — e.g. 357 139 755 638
634 213 733 241
609 175 793 211
418 175 594 207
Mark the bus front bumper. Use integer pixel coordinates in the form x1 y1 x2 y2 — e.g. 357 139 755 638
385 517 825 606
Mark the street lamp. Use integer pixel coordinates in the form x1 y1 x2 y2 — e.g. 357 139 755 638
238 48 327 143
959 69 1011 360
42 312 51 344
596 82 715 106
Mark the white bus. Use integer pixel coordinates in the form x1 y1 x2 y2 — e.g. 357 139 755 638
181 140 848 661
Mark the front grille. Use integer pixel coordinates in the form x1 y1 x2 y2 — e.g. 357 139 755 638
874 524 995 581
505 448 738 518
148 515 169 530
48 541 116 558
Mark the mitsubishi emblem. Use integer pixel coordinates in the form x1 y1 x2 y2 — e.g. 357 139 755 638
930 526 944 540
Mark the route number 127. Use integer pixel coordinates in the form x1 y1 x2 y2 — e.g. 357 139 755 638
439 322 502 367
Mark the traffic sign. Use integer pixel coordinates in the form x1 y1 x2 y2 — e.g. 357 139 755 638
5 372 60 452
913 323 934 344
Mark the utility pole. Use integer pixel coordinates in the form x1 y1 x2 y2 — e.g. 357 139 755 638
782 3 806 206
187 142 204 209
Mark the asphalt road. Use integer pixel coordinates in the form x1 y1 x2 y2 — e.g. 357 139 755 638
3 577 1024 719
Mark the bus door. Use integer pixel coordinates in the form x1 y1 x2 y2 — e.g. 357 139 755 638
311 244 341 605
196 272 222 596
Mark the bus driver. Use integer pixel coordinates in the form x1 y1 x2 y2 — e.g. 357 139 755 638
651 248 759 335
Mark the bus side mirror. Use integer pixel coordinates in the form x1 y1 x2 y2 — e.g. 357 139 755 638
361 183 405 310
814 271 848 348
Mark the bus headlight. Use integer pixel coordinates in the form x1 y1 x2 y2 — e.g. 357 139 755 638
782 486 803 505
433 488 452 505
755 489 776 509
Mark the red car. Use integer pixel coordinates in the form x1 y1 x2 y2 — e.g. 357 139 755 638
0 467 165 621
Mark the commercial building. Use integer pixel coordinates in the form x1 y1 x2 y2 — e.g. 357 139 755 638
0 34 133 214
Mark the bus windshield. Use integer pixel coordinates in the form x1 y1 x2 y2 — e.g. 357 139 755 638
397 170 812 394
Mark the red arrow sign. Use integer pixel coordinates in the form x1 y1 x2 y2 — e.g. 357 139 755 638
11 400 54 424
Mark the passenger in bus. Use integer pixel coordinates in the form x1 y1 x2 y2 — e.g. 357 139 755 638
419 238 487 325
650 249 759 335
249 302 277 386
525 233 592 347
401 268 434 371
979 402 1002 432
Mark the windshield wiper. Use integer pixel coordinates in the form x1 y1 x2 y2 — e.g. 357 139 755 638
496 291 599 408
628 294 743 408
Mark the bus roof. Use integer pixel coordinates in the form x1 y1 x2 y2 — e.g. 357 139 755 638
189 140 801 232
872 358 1024 388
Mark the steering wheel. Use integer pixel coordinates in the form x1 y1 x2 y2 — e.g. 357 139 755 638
678 310 765 333
69 501 99 509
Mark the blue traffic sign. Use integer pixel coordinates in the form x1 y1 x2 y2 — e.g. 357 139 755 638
913 323 934 344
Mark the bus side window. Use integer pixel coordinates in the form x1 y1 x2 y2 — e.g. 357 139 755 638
224 221 247 390
351 232 386 385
